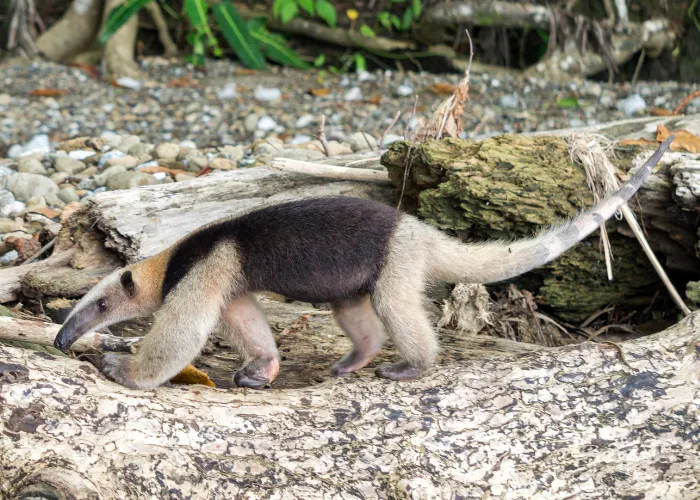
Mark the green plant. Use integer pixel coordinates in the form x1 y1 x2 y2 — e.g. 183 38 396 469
99 0 310 70
272 0 337 27
376 0 422 33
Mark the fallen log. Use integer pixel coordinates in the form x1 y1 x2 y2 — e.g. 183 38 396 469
1 300 698 498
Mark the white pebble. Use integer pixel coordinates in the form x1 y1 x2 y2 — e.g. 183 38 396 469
135 160 159 170
295 114 314 128
617 94 646 116
115 76 143 90
0 201 25 217
257 116 277 131
289 135 313 145
344 87 362 101
217 83 238 100
396 84 414 97
254 87 282 101
152 172 167 181
0 250 18 265
69 150 96 161
98 150 125 168
8 134 51 158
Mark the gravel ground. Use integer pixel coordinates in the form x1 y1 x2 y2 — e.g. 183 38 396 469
0 56 697 267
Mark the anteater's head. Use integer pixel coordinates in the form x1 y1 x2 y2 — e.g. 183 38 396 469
54 257 166 351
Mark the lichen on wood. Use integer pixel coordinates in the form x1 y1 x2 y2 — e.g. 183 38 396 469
382 135 662 321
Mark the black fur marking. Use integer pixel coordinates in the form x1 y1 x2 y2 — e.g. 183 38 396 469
162 197 400 303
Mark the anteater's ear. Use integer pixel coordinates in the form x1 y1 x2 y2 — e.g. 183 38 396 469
120 270 136 297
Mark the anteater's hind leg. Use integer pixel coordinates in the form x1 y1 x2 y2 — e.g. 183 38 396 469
220 295 280 389
370 219 438 381
330 295 385 376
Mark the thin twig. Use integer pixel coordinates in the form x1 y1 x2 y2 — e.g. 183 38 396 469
316 115 331 157
673 89 700 115
23 237 56 265
580 305 615 328
404 95 418 141
597 340 635 370
360 131 374 151
379 111 401 149
630 49 646 87
620 204 691 316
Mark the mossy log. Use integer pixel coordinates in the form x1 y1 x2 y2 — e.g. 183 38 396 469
382 135 699 321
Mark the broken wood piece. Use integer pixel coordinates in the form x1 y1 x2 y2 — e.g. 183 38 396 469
270 158 392 184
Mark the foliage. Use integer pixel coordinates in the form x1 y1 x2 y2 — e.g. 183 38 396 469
97 0 423 73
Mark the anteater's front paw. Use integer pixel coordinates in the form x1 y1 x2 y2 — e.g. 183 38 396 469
99 353 140 389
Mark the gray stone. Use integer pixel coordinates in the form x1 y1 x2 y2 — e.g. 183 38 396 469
18 158 47 175
94 165 127 187
218 145 244 162
105 155 140 169
98 150 125 168
0 94 10 106
6 173 59 202
0 201 25 217
184 152 209 171
0 250 18 265
44 192 66 208
54 157 86 175
327 141 353 156
100 132 123 149
155 142 180 161
499 93 520 109
217 83 238 100
106 171 158 191
348 132 377 152
175 173 196 182
244 114 259 132
277 148 326 161
295 115 314 128
208 158 237 171
0 218 24 233
58 187 80 204
0 190 16 208
117 135 141 152
128 143 154 156
253 138 284 156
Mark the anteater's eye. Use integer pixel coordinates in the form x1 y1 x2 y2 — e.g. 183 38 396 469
97 299 108 312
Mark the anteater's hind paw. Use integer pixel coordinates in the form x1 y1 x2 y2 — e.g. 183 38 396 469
233 357 279 389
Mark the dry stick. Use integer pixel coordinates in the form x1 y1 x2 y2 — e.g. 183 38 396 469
23 237 56 265
360 131 375 151
630 49 646 87
380 111 401 149
619 203 692 316
316 115 331 157
673 89 700 115
270 158 393 184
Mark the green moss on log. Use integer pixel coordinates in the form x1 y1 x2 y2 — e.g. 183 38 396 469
382 135 660 321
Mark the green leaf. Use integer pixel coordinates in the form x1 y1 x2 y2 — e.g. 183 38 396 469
213 1 267 69
557 97 579 108
314 54 326 67
184 0 219 53
98 0 153 45
377 12 392 30
359 24 376 37
390 0 407 3
401 7 414 30
391 14 402 30
280 2 298 23
354 53 367 72
273 0 290 18
412 0 422 18
250 30 311 69
315 0 337 27
298 0 315 15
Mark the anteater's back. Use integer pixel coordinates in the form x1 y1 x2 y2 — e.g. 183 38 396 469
162 197 401 303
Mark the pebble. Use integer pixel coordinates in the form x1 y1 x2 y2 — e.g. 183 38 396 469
396 84 414 97
54 157 86 175
0 201 25 217
348 132 377 152
500 93 521 109
218 145 244 162
0 250 18 265
106 171 158 190
8 134 51 158
0 94 10 106
344 87 362 101
244 114 259 132
18 158 47 175
289 134 313 145
382 133 403 146
209 158 237 170
257 116 277 131
115 76 143 91
617 94 646 116
94 165 127 187
58 187 80 203
295 115 314 128
254 87 282 101
98 150 125 168
175 173 196 182
217 83 238 100
155 142 180 160
69 150 96 161
6 173 58 202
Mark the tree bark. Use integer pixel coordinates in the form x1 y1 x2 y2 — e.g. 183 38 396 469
1 305 698 498
101 0 141 79
34 0 105 63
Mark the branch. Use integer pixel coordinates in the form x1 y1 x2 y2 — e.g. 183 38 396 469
1 310 698 497
270 158 392 183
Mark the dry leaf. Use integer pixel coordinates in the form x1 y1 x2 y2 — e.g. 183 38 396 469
26 207 61 219
618 138 660 147
656 124 700 153
170 364 216 387
167 76 200 88
70 63 100 79
29 89 67 97
365 95 382 105
429 83 457 95
308 88 332 97
280 314 311 335
649 107 673 116
236 69 258 76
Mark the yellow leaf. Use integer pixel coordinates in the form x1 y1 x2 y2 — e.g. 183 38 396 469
170 364 216 387
346 8 358 20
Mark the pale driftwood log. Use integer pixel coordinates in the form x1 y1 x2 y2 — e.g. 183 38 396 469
270 158 392 183
1 302 699 498
90 166 394 262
